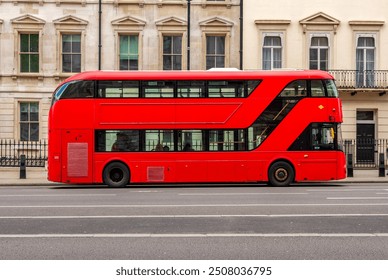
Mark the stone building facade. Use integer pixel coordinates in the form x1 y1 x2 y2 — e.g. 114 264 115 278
0 0 241 141
244 0 388 167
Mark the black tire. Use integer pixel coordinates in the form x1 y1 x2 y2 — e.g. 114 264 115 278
268 161 294 187
103 162 130 187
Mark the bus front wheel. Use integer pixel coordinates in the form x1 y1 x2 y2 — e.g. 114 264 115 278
103 162 130 187
268 161 294 187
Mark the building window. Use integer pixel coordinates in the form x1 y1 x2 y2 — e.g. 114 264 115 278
20 34 39 73
20 102 39 141
163 35 182 70
206 36 225 69
356 36 375 87
309 36 328 70
62 34 81 73
262 35 282 70
119 35 139 70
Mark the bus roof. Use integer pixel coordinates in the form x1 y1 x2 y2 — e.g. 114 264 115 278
62 70 334 83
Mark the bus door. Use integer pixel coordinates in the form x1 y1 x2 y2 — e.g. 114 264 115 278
61 129 93 183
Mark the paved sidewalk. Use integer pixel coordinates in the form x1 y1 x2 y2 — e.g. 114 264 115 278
0 167 53 186
0 167 388 186
341 169 388 183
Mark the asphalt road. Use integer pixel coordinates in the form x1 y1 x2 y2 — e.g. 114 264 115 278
0 182 388 259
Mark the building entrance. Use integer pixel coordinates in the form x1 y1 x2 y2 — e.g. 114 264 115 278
356 110 376 165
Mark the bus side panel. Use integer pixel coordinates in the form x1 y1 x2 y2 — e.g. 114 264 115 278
261 151 345 183
93 154 178 184
337 151 347 180
293 151 343 182
47 129 62 183
53 100 95 130
61 129 94 184
292 151 346 182
259 99 342 151
174 102 244 127
125 156 207 184
132 158 177 183
96 102 176 128
93 152 267 184
95 101 248 129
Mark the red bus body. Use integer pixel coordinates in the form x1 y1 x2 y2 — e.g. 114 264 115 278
48 70 346 186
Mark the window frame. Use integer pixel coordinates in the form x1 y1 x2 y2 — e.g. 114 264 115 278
262 32 284 70
200 17 232 70
61 33 82 73
53 15 88 77
349 20 383 72
205 35 226 70
16 31 43 76
18 101 40 142
11 15 45 78
162 34 183 70
114 32 143 70
118 34 140 70
355 33 376 87
309 35 329 70
112 16 146 71
19 33 40 73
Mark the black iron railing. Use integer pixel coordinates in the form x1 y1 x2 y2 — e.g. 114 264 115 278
0 139 47 167
343 139 388 169
1 138 386 171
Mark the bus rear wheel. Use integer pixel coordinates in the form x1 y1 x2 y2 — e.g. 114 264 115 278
268 161 294 187
103 162 130 187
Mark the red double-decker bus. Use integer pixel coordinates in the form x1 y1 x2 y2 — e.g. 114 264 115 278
48 70 346 187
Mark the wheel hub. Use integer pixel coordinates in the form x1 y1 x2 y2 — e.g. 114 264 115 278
275 168 288 181
110 168 123 182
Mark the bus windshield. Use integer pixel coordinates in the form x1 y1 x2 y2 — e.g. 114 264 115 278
325 80 339 97
51 80 95 106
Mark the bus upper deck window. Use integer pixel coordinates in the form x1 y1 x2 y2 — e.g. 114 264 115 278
60 80 95 99
208 81 244 98
51 82 71 106
143 81 174 98
97 81 139 98
311 80 325 97
280 80 307 97
246 80 261 96
177 81 205 98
